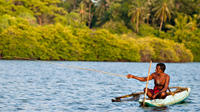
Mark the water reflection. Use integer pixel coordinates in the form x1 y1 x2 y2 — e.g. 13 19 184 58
142 106 168 112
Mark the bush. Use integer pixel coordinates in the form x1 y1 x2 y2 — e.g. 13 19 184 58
136 37 193 62
101 20 131 34
0 14 32 32
0 24 40 59
0 24 140 61
183 29 200 61
0 22 193 62
153 30 171 39
136 38 155 62
138 24 157 37
184 42 200 62
73 28 140 61
173 43 194 62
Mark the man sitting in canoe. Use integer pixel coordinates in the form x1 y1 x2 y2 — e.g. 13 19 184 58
127 63 170 99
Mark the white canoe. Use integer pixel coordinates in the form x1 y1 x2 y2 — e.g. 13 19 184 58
139 87 191 107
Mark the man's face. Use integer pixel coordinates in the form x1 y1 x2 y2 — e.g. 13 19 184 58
156 66 161 73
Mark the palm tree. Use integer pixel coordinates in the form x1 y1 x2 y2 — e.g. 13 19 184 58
153 0 174 31
82 0 94 28
128 0 148 33
95 0 109 17
94 0 113 26
79 2 87 22
166 13 197 42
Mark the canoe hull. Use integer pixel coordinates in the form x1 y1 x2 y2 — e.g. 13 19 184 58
139 88 191 107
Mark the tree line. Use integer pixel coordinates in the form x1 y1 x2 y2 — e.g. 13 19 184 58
0 0 199 62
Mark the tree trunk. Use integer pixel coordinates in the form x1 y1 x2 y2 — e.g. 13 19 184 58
159 16 164 31
136 12 139 33
37 15 42 25
88 3 92 28
73 0 77 9
148 0 151 5
146 14 150 24
81 13 83 22
136 19 139 33
80 9 83 22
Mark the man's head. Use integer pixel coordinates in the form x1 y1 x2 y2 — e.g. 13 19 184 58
156 63 166 72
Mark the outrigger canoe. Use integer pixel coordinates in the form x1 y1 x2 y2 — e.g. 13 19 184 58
112 87 191 107
139 87 191 107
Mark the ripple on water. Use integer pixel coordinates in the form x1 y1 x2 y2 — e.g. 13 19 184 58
0 61 199 111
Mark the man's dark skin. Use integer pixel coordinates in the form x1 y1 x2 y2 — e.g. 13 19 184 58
127 63 170 99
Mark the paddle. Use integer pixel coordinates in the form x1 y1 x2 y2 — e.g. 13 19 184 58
112 92 144 102
143 60 152 106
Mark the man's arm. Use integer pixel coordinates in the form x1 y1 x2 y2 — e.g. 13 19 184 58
127 73 154 82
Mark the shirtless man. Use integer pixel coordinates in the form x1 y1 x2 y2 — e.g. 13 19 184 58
127 63 170 99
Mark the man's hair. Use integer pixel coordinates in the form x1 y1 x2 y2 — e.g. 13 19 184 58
156 63 166 72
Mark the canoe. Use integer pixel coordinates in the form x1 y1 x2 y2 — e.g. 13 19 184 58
139 87 191 107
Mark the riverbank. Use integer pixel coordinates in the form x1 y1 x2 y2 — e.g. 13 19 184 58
0 24 193 62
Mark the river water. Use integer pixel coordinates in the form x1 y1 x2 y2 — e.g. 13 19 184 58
0 60 199 112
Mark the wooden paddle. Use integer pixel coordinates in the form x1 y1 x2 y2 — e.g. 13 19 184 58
143 60 152 106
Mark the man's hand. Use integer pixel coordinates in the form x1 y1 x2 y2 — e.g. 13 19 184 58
127 74 134 79
152 93 159 99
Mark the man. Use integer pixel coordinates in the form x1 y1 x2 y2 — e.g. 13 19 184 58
127 63 170 99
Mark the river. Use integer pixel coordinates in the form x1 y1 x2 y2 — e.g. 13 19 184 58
0 60 199 111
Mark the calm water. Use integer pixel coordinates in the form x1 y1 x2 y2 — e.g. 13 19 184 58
0 60 199 112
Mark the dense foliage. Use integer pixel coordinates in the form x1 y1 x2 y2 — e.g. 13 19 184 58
0 24 140 61
0 0 199 62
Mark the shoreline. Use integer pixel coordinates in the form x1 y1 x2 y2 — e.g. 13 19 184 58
0 57 195 63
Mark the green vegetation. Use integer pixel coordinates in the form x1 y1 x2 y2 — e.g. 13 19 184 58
136 37 193 62
0 24 140 61
0 0 199 62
